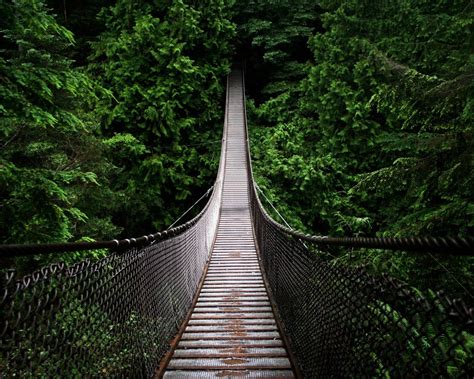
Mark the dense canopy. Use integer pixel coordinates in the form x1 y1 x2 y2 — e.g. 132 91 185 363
0 0 472 294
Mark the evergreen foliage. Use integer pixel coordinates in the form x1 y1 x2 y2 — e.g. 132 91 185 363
0 0 235 271
89 0 235 234
0 0 118 247
0 0 471 297
241 0 473 295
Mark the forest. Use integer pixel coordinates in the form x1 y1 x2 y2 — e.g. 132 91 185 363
1 0 472 297
1 0 473 377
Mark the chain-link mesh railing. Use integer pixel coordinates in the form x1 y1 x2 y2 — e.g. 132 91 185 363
1 196 224 378
0 202 220 377
0 78 232 377
250 201 473 376
239 68 474 376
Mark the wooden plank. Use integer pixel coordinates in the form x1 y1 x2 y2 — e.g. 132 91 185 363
211 262 258 264
205 276 262 280
199 294 267 299
177 340 284 348
201 284 266 289
201 286 266 290
205 275 263 284
204 279 263 284
196 301 271 307
196 296 269 301
204 271 261 275
203 283 263 290
206 272 261 276
192 308 272 314
187 319 276 326
208 262 259 265
167 357 292 370
199 296 267 301
190 312 275 319
200 288 267 293
185 325 278 332
181 331 280 340
205 277 262 280
208 262 259 266
163 370 294 378
205 273 262 277
172 347 287 358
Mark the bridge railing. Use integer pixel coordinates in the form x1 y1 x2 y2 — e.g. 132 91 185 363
241 69 474 377
0 79 230 378
0 192 222 378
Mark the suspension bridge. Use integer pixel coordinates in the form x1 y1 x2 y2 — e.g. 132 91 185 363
1 69 473 378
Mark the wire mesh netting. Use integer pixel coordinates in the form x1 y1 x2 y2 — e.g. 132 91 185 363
250 190 474 377
0 186 222 377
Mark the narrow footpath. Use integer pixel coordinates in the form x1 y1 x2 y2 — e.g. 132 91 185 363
163 70 295 378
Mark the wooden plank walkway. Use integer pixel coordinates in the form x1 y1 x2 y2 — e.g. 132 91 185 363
162 71 295 378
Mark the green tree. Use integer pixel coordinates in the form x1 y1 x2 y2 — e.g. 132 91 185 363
0 0 119 248
90 0 235 234
244 0 473 295
234 0 320 101
304 0 474 237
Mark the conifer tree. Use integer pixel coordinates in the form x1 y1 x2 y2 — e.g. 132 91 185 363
90 0 235 234
0 0 118 246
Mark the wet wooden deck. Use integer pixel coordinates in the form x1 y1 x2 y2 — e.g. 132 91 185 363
162 71 295 378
